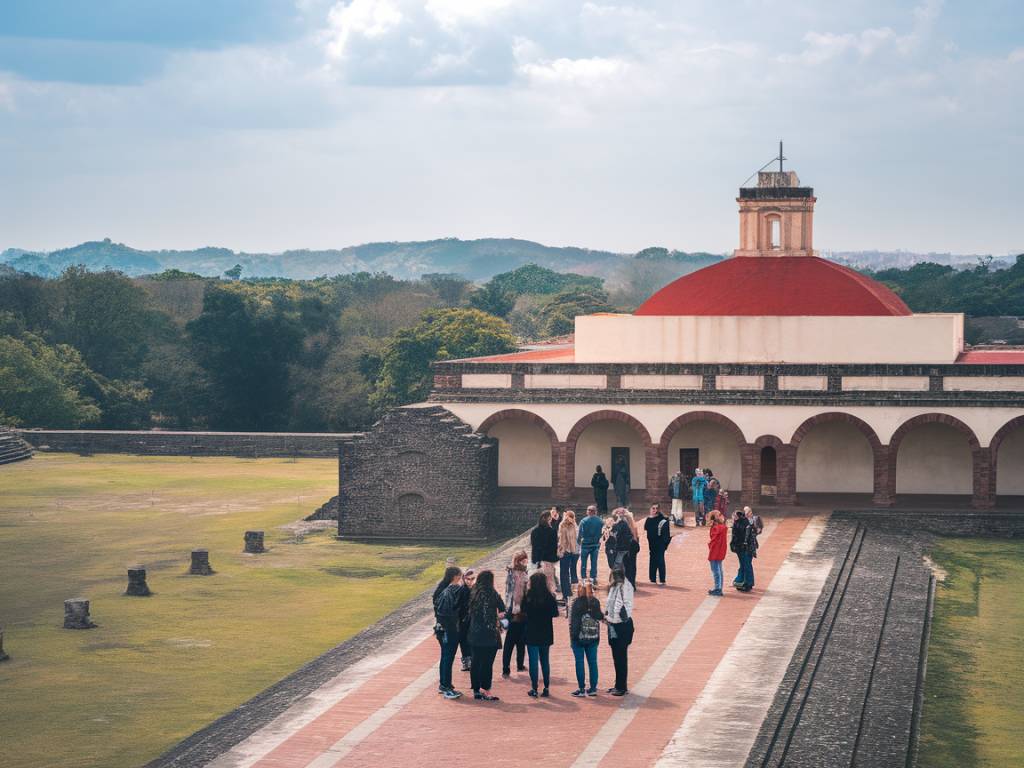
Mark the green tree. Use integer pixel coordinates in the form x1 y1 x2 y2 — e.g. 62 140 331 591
468 281 516 317
370 308 516 410
0 333 101 427
535 288 614 337
489 264 603 297
423 273 471 306
187 284 304 430
53 266 155 379
224 264 243 280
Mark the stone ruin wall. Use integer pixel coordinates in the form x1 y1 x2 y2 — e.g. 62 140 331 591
337 406 498 542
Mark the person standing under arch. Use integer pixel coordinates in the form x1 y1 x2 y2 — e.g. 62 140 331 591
591 465 610 514
668 470 686 526
691 468 707 525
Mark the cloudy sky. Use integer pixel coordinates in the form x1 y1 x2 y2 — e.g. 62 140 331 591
1 0 1021 256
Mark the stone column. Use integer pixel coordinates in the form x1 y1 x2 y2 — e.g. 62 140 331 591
552 441 573 503
741 444 760 506
244 531 266 553
189 549 214 575
63 598 96 629
125 566 151 596
972 447 996 509
775 445 797 505
872 445 895 507
645 443 666 504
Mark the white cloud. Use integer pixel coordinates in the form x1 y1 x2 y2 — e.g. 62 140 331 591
518 55 627 84
1009 48 1024 64
425 0 517 30
324 0 404 60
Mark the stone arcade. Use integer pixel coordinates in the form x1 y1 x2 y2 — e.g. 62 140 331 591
339 166 1024 540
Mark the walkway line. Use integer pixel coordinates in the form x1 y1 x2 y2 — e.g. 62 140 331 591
654 516 831 768
303 666 437 768
570 521 779 768
207 615 437 768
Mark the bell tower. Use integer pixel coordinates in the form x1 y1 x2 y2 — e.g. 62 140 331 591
733 143 816 258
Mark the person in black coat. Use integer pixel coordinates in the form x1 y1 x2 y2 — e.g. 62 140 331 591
467 569 506 700
591 465 610 514
432 566 464 699
456 568 476 671
644 504 672 585
530 509 559 595
522 571 560 697
730 510 754 591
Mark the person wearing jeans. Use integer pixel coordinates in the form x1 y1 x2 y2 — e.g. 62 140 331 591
432 566 464 699
523 571 559 697
730 509 754 592
569 582 603 696
557 510 580 601
605 568 634 696
707 511 727 596
578 505 604 582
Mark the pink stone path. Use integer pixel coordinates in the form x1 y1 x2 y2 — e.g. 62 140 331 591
216 513 820 768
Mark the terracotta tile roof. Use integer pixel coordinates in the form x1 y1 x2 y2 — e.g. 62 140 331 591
634 256 911 317
956 349 1024 364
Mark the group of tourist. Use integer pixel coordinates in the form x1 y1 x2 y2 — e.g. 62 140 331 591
668 467 727 526
432 479 764 702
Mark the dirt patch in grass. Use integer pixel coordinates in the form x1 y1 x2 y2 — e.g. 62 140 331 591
918 538 1024 768
0 454 489 768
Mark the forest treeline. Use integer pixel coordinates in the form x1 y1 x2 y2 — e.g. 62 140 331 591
1 256 1021 431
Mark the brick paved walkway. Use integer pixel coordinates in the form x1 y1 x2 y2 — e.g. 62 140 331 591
209 514 827 768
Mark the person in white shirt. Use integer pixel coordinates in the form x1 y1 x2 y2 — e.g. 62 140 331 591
605 568 635 696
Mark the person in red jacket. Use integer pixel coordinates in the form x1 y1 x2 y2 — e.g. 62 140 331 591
707 511 728 596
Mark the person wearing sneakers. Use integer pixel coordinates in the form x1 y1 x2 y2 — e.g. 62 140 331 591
644 503 672 585
569 580 604 697
707 512 728 596
668 470 686 526
523 571 559 698
433 566 465 699
605 568 635 696
468 569 506 700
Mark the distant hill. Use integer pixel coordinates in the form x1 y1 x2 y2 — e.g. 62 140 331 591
0 237 646 281
2 238 1012 282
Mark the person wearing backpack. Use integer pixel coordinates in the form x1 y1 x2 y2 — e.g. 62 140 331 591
644 504 672 585
605 568 635 696
523 571 559 698
730 508 754 592
432 566 464 699
569 581 604 697
468 569 506 700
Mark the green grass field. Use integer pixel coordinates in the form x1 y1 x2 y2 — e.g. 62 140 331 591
918 538 1024 767
0 454 488 768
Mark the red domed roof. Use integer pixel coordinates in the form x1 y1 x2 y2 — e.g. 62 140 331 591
634 256 911 317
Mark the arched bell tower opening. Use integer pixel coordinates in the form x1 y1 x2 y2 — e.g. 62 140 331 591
734 142 816 258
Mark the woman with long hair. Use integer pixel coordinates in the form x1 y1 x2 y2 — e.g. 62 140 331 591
457 568 476 671
707 511 727 596
558 509 580 602
501 551 529 678
602 509 620 576
530 509 559 595
468 569 506 700
569 580 604 697
432 566 464 699
619 509 640 588
523 571 559 697
605 567 635 696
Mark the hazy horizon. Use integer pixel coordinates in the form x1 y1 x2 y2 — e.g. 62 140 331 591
1 1 1021 256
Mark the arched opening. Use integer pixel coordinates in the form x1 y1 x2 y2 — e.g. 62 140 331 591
895 422 973 496
795 421 874 494
665 420 743 495
768 216 781 250
478 409 557 500
995 421 1024 499
574 421 647 494
760 446 778 496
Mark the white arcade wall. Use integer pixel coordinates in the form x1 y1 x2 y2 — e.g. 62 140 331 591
666 422 742 493
896 422 973 495
486 419 552 487
796 421 874 493
997 426 1024 495
574 420 647 490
